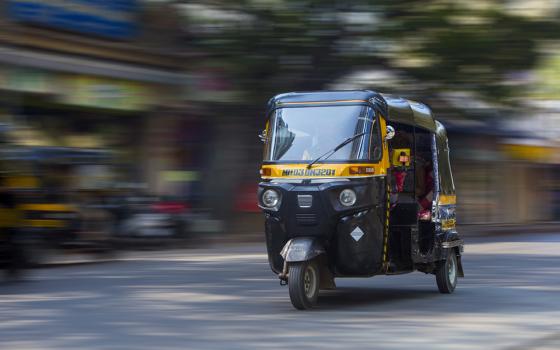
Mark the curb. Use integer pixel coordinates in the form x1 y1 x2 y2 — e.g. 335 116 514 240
459 223 560 237
31 223 560 267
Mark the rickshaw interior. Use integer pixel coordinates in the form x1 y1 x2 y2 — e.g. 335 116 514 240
387 123 436 270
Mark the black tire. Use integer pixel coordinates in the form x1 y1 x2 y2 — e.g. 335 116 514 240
436 250 458 294
288 260 320 310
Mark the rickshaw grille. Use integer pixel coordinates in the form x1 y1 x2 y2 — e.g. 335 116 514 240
296 213 317 225
297 195 313 208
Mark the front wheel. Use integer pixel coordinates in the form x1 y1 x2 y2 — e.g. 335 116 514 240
288 260 320 310
436 250 458 294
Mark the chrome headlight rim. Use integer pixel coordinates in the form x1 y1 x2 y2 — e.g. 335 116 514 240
262 189 281 209
339 188 357 207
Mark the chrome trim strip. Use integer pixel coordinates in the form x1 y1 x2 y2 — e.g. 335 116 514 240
441 240 464 249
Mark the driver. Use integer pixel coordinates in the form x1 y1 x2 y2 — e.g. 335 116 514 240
416 159 434 220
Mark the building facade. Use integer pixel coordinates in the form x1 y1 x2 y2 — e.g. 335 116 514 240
0 0 185 192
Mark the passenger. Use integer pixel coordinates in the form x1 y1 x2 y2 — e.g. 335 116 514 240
417 160 434 220
389 131 412 209
390 151 409 209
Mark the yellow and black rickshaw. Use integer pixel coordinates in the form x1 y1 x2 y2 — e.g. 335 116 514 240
1 146 115 263
258 90 464 309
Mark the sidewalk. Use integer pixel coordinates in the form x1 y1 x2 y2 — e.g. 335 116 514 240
186 222 560 246
40 254 117 267
459 222 560 237
39 222 560 266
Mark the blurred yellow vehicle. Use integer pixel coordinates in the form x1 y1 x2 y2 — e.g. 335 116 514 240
0 191 27 278
1 146 116 264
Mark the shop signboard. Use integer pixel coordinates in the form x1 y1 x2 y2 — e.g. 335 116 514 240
501 141 560 164
0 68 155 110
58 76 154 111
7 0 138 40
0 67 51 93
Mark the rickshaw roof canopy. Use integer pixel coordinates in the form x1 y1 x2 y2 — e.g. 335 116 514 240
269 90 381 106
268 90 437 132
381 94 437 132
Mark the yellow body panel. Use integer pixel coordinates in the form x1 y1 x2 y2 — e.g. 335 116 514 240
0 208 22 228
0 210 66 228
438 195 457 205
18 204 76 212
5 176 39 189
261 162 386 179
24 219 66 228
378 116 391 170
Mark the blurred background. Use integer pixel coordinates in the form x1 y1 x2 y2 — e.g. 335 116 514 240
2 2 560 349
1 0 560 263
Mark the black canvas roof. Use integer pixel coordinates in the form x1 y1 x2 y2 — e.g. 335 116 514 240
267 90 437 132
381 94 436 132
269 90 381 105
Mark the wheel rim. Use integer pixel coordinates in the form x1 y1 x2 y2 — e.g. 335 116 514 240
303 264 317 299
448 255 457 286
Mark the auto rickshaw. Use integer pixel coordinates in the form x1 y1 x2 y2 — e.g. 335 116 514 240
258 90 464 309
1 146 116 264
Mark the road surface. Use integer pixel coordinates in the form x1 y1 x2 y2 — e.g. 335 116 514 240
1 233 560 350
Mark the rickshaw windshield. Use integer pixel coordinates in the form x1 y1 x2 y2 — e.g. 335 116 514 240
264 105 380 163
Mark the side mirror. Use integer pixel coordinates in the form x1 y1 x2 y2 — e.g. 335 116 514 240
385 125 395 140
258 130 267 143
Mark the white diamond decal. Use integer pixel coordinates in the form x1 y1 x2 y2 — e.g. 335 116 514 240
350 226 364 242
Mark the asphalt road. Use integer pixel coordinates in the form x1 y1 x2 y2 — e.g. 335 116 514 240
1 232 560 350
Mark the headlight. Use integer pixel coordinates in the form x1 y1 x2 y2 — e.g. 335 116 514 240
262 189 280 208
339 189 357 207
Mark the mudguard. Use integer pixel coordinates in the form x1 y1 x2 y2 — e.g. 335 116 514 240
438 230 465 278
280 237 325 262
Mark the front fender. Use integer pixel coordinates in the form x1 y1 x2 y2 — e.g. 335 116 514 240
439 230 464 251
438 230 465 278
280 237 325 262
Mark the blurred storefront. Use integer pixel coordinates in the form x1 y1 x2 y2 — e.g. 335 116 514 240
0 0 185 193
182 63 262 219
448 121 560 225
0 66 170 183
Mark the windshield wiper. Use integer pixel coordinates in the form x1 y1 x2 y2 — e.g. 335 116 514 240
307 131 367 169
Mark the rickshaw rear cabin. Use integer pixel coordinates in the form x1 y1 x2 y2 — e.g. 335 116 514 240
258 90 464 310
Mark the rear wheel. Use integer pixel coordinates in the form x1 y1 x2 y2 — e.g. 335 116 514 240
436 250 458 294
288 260 320 310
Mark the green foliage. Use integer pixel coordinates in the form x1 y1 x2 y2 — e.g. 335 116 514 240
183 0 560 104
